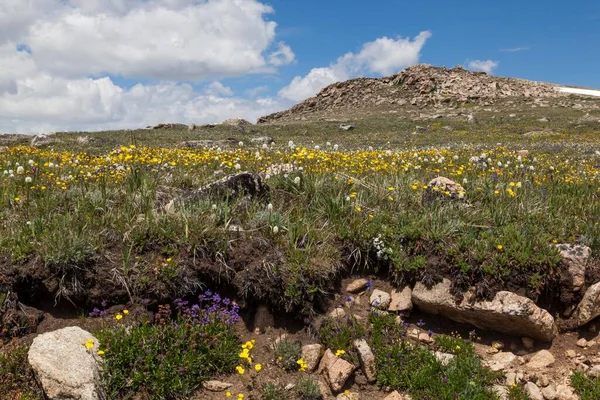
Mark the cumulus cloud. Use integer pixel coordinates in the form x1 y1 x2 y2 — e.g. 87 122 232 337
500 47 530 52
467 59 499 74
268 42 295 66
0 0 295 133
278 31 431 101
204 82 234 97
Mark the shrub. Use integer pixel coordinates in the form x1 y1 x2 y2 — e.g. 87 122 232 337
295 375 322 400
261 383 286 400
274 338 302 371
96 291 240 400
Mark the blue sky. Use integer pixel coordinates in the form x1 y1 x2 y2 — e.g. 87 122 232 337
265 0 600 89
1 0 598 133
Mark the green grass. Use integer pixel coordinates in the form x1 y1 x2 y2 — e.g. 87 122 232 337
571 371 600 400
369 313 501 400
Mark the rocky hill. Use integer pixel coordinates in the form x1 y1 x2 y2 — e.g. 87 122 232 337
258 64 568 123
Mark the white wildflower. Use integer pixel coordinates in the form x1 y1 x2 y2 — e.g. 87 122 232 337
272 226 279 234
25 176 32 183
238 141 244 147
28 159 34 166
267 203 273 211
16 166 24 174
294 176 301 185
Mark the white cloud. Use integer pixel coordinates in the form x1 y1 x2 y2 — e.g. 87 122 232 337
0 0 297 133
268 42 295 66
245 85 269 97
278 67 344 102
467 59 499 74
500 47 530 52
204 82 234 97
278 31 431 101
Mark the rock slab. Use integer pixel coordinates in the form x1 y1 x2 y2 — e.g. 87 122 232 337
28 326 105 400
574 281 600 326
389 287 413 313
353 339 376 383
412 279 557 342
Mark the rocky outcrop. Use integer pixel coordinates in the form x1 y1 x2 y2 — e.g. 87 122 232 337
222 118 252 126
389 287 413 313
574 281 600 326
28 327 105 400
412 279 558 342
353 339 376 383
556 243 591 292
258 64 566 123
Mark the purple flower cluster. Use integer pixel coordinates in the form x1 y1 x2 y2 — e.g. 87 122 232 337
173 291 240 326
89 307 107 318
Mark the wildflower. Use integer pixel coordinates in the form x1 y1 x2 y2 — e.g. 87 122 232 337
115 314 123 321
25 176 32 183
16 166 24 174
123 309 129 315
236 365 245 375
254 364 262 371
294 176 301 185
272 226 279 234
297 358 308 372
267 203 273 211
497 245 503 250
355 206 362 212
226 392 232 397
238 141 244 147
97 350 105 356
238 394 244 400
344 390 350 395
14 197 20 202
455 345 461 350
335 349 346 357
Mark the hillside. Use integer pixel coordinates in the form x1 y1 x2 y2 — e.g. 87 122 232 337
259 64 581 123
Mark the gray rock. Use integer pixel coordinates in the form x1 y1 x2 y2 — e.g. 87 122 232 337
222 118 252 126
412 279 558 342
525 382 544 400
329 307 347 319
339 124 355 131
389 287 413 313
486 351 517 372
370 289 391 309
422 176 466 204
556 243 591 292
28 327 105 400
541 385 557 400
555 385 577 400
346 279 368 293
31 133 61 147
301 344 324 373
574 281 600 326
202 380 233 392
250 136 274 145
320 349 356 393
353 339 376 383
525 350 555 370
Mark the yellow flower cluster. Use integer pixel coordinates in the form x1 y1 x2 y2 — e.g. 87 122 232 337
297 358 308 372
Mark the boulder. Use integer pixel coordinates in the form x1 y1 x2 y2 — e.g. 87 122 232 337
556 243 591 291
346 279 368 293
202 380 233 392
574 281 600 326
541 385 557 400
301 344 324 372
412 279 558 341
524 382 544 400
319 349 355 393
422 176 466 204
353 339 376 383
222 118 252 126
336 392 360 400
389 287 413 313
339 124 355 131
28 326 105 400
555 385 577 400
329 307 347 319
486 351 517 372
525 349 555 370
250 136 274 145
31 133 61 147
370 289 391 309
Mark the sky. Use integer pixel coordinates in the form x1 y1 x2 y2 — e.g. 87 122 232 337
1 0 599 134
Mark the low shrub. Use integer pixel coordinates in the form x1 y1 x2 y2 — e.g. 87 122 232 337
295 375 322 400
274 338 302 371
95 291 240 400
